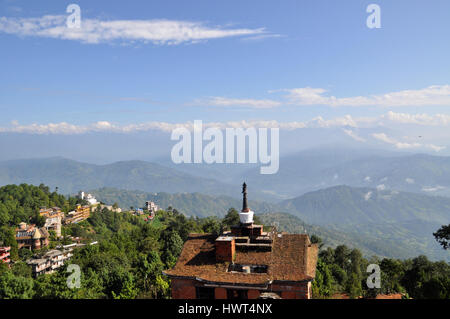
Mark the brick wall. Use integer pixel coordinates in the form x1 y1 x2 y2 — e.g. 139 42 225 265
215 239 235 262
247 289 261 299
170 278 312 299
171 278 197 299
215 287 227 299
271 281 311 299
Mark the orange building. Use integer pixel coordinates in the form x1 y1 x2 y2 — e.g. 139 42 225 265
64 204 91 224
163 183 318 300
39 207 64 219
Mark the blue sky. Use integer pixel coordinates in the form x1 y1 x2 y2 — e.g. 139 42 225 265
1 0 450 158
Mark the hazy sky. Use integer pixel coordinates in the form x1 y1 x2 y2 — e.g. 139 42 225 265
1 0 450 160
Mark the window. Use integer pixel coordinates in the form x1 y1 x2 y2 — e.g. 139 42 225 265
196 287 215 299
228 264 268 273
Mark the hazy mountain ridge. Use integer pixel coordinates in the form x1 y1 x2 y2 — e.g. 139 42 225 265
0 157 243 198
89 187 279 218
241 150 450 198
281 185 450 226
90 186 449 261
281 185 450 261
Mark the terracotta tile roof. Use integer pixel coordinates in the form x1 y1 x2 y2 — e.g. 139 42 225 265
375 293 403 299
164 233 318 285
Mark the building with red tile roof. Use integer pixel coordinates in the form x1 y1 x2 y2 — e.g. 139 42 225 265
163 183 318 299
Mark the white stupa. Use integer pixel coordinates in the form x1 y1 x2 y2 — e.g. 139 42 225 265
239 182 254 225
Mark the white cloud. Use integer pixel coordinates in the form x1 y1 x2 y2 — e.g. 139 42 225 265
422 186 445 192
376 184 386 191
364 176 371 182
199 85 450 110
372 132 446 152
372 133 400 145
0 15 267 45
364 191 372 201
343 129 366 142
0 116 377 134
405 178 415 184
426 144 447 152
382 111 450 126
281 85 450 107
1 112 450 143
0 121 183 134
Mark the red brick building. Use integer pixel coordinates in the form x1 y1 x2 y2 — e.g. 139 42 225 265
163 183 318 299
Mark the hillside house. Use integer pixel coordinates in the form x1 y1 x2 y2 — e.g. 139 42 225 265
27 249 73 277
15 223 50 250
64 204 90 224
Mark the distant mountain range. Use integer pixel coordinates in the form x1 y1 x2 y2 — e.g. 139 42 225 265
0 152 449 261
2 148 450 201
157 148 450 199
241 150 450 198
281 185 450 226
90 185 449 261
0 157 245 198
280 185 449 261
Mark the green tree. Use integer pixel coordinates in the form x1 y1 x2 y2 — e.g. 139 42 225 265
434 224 450 249
334 245 350 269
312 259 333 298
380 258 405 294
0 271 34 299
310 235 324 249
107 267 138 299
161 231 183 268
201 217 221 236
11 261 32 278
222 208 239 229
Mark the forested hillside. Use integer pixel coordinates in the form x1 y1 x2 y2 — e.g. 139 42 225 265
89 187 279 217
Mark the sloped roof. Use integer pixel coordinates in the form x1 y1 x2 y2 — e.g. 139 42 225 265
164 233 318 285
32 228 42 239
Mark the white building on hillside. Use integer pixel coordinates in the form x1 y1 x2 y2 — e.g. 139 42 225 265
78 191 98 205
145 201 159 213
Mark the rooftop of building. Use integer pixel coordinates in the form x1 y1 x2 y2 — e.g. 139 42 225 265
15 224 50 239
27 249 73 264
164 183 318 286
164 232 318 285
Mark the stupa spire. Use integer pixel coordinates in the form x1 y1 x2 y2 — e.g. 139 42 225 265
242 182 249 212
